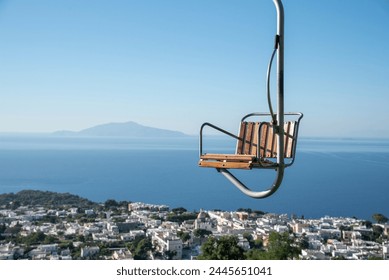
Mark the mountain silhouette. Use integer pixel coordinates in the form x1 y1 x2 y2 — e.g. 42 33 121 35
53 121 187 138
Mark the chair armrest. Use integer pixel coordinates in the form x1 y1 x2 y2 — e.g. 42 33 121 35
199 122 239 156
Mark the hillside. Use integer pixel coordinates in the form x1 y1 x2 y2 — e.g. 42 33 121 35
0 190 98 209
54 121 187 138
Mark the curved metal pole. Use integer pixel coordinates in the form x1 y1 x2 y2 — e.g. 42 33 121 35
274 0 285 166
219 0 285 199
218 167 284 199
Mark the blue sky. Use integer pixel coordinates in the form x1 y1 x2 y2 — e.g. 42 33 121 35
0 0 388 137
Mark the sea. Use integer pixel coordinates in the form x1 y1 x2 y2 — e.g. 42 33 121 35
0 134 388 221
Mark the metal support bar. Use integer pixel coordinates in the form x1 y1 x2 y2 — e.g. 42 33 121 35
274 0 285 168
199 0 292 199
220 0 285 199
199 122 240 156
218 167 284 199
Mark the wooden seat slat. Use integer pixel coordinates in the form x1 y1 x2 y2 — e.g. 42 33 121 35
200 154 255 161
199 121 298 170
198 161 252 169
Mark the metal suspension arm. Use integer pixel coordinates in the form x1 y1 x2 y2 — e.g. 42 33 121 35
218 167 284 199
219 0 285 199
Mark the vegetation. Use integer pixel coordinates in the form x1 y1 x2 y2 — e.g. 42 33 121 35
17 231 59 246
177 231 191 243
372 226 384 243
3 223 23 237
245 232 301 260
243 232 263 250
259 232 300 260
104 199 131 210
372 213 388 224
361 220 372 228
171 207 187 214
193 229 212 238
0 223 6 237
0 190 98 209
128 236 153 260
166 212 198 223
104 199 119 209
1 189 388 260
236 208 266 215
198 236 245 260
198 232 301 260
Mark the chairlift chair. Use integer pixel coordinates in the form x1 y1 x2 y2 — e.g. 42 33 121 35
198 0 303 199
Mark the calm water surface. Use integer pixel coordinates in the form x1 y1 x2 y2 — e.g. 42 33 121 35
1 135 388 220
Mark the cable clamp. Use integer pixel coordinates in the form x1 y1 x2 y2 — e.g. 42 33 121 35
274 35 280 49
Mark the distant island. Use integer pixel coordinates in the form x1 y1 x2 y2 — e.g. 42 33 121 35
53 121 187 138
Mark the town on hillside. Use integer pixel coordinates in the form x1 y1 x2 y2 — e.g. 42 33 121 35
1 195 389 260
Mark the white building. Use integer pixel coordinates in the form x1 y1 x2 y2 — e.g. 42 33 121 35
166 239 183 259
151 230 183 260
112 249 133 260
237 235 250 251
85 209 94 216
194 210 214 231
37 244 58 253
274 225 289 233
301 249 327 260
383 243 389 260
80 246 100 258
0 243 24 260
319 228 341 240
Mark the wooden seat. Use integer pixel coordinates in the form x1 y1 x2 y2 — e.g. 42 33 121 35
199 121 297 169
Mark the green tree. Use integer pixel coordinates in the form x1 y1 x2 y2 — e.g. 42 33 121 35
177 231 191 243
166 212 197 223
198 235 245 260
243 232 252 241
118 201 131 208
149 214 161 220
361 220 373 228
245 248 266 260
43 234 59 244
42 215 60 224
134 238 152 260
266 232 300 259
0 223 6 234
10 201 21 210
0 224 6 241
297 234 310 250
339 225 353 232
243 232 263 249
104 199 119 209
368 256 383 260
164 250 177 260
333 255 346 260
372 225 384 242
99 244 112 258
252 238 263 249
372 213 388 224
247 232 300 260
4 223 22 236
129 236 153 260
171 207 187 214
237 208 252 213
59 241 74 250
193 229 212 238
21 231 46 246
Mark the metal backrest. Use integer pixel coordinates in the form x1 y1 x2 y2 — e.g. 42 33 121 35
235 121 297 158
